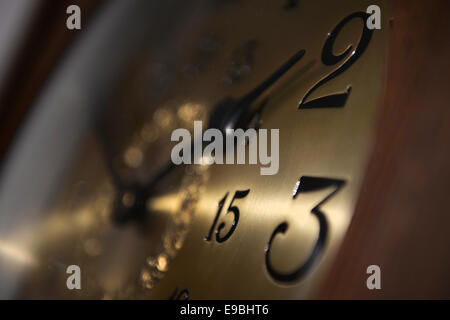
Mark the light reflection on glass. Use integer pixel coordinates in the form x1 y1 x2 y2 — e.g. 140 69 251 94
0 240 38 267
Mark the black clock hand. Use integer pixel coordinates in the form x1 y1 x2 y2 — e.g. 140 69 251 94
208 48 305 131
105 49 306 225
144 49 306 193
95 123 126 190
93 120 146 224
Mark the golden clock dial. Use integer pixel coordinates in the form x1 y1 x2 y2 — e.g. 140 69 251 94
148 0 392 300
0 0 391 299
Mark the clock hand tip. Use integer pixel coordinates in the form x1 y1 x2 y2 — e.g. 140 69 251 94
291 48 305 59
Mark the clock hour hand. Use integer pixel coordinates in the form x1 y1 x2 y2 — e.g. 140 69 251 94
95 122 148 225
96 123 126 190
208 49 305 131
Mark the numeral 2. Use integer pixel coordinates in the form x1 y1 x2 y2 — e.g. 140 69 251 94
298 12 373 109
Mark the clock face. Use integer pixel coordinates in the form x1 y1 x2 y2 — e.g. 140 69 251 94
0 0 391 299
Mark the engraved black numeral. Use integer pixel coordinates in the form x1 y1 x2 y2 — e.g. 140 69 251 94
169 288 190 300
265 177 345 283
205 189 250 243
298 12 373 109
205 193 228 242
283 0 299 11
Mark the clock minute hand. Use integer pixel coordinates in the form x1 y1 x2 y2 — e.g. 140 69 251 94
111 49 306 225
208 49 305 131
143 49 307 204
240 48 306 105
145 49 306 194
